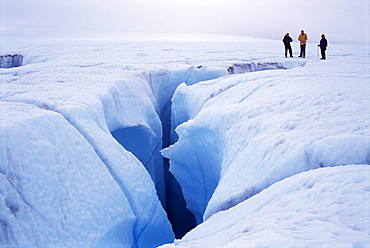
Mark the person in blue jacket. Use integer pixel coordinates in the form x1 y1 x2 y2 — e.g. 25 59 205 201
282 33 293 58
318 34 328 60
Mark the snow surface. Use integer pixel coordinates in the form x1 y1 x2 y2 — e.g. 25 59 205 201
163 47 370 224
1 35 369 247
161 165 370 248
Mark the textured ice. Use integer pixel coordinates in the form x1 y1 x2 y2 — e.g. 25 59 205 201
1 36 369 247
162 44 370 224
1 37 276 246
0 102 136 247
0 42 177 246
0 54 23 68
161 165 370 247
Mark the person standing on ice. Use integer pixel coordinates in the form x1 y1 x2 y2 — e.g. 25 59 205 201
282 33 293 58
298 30 308 58
318 34 328 60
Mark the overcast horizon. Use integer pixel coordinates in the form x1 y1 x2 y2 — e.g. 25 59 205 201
1 0 369 44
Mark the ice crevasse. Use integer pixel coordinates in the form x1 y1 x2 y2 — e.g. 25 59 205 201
1 39 369 247
162 56 370 225
0 57 247 247
0 65 177 247
161 164 370 247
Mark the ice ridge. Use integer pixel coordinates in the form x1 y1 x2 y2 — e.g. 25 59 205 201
0 54 23 68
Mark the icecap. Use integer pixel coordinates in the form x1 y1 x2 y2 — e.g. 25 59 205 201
161 165 370 248
0 68 177 246
161 40 370 245
0 35 278 246
0 102 137 247
1 35 369 247
0 39 190 247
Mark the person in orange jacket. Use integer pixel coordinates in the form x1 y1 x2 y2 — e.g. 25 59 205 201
298 30 308 58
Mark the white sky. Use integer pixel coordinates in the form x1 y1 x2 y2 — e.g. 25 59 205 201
1 0 369 44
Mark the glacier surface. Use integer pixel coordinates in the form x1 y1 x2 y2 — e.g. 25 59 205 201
163 51 370 223
162 165 370 247
1 36 369 247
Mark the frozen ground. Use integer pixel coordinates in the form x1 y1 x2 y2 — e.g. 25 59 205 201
161 37 370 247
162 165 370 248
163 44 370 222
1 35 369 247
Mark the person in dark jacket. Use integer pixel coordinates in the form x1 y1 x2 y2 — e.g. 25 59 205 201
318 34 328 60
282 33 293 58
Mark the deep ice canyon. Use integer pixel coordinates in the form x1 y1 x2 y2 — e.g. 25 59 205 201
1 39 369 247
109 60 306 238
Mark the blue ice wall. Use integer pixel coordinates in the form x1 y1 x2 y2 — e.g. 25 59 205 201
0 54 23 68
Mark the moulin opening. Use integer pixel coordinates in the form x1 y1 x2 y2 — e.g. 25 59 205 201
160 101 197 239
110 112 197 239
109 61 306 239
109 103 197 239
157 61 307 238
